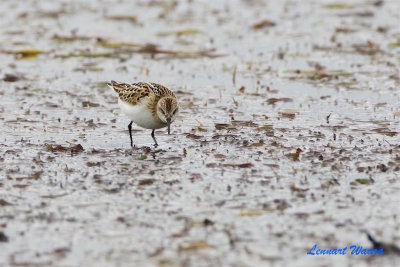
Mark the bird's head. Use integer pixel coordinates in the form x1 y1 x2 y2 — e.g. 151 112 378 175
156 97 179 134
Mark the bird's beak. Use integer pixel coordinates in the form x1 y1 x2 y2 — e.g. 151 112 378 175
167 118 171 134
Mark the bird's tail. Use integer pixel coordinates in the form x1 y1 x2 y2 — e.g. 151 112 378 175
106 80 125 93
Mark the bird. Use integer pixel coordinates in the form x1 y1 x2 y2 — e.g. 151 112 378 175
106 81 179 147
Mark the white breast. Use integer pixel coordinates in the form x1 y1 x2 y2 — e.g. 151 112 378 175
118 99 165 129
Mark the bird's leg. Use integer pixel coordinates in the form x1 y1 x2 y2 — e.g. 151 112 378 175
151 129 158 147
128 121 133 147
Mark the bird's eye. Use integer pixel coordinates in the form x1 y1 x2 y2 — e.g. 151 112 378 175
173 108 178 115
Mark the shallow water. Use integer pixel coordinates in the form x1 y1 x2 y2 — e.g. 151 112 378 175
1 0 400 266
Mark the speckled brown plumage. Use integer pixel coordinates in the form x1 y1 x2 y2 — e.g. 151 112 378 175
107 81 175 106
107 80 179 147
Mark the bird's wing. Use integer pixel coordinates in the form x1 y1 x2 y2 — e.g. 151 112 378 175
107 81 155 105
146 82 175 97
